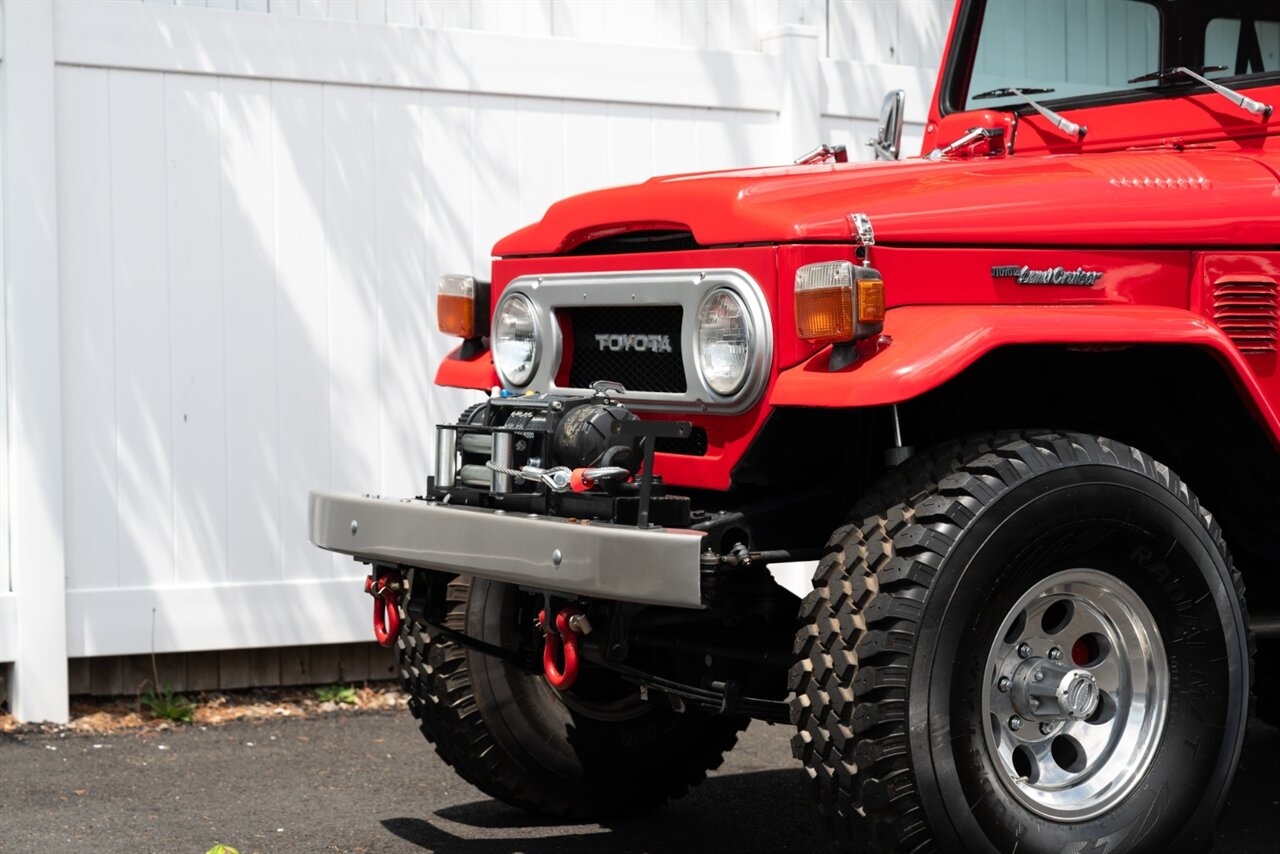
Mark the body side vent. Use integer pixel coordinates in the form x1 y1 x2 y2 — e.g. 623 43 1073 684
1213 277 1278 355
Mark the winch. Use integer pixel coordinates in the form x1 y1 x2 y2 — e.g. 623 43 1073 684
430 389 693 527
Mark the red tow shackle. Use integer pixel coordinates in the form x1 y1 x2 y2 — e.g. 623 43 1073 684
539 607 588 690
364 572 402 647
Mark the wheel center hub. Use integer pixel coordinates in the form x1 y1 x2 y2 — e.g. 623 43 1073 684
1060 671 1099 720
1010 656 1099 722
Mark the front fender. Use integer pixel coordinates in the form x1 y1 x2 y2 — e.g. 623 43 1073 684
770 305 1280 443
436 343 497 390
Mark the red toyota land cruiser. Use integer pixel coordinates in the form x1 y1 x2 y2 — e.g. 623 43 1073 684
310 1 1279 850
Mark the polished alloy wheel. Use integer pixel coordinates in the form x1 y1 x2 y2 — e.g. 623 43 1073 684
795 434 1249 851
982 568 1169 821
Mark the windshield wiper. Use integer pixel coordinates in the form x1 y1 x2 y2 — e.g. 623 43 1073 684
973 87 1087 140
1128 66 1273 119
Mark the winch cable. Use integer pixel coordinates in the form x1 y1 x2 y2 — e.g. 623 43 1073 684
421 617 541 672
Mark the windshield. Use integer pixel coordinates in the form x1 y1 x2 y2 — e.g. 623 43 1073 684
960 0 1280 111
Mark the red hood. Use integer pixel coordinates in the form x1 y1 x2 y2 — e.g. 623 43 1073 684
493 150 1280 256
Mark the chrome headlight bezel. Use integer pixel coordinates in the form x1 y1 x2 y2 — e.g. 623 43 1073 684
694 287 754 397
492 291 541 388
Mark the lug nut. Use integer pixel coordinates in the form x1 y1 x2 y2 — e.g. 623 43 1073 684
1039 722 1055 735
1048 647 1063 661
1017 642 1033 658
998 677 1011 693
1008 716 1023 732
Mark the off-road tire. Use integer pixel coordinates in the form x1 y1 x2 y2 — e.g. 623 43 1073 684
399 575 749 818
790 432 1252 853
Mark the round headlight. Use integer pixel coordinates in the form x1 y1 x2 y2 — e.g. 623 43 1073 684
493 292 540 387
696 288 752 396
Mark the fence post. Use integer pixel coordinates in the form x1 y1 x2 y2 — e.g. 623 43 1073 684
3 0 70 723
761 23 822 164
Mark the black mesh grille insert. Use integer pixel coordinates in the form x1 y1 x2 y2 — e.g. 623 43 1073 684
566 305 686 393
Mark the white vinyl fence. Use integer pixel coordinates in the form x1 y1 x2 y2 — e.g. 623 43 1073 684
0 0 949 722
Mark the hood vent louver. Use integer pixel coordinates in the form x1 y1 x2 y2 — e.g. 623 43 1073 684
567 229 700 256
1213 278 1278 355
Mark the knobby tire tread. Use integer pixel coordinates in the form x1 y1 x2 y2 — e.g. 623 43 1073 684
788 431 1253 853
398 576 745 819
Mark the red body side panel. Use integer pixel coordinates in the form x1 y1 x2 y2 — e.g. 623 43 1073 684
870 247 1191 309
772 305 1280 446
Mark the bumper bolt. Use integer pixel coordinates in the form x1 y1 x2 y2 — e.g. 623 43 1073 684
1017 642 1033 659
1008 716 1023 732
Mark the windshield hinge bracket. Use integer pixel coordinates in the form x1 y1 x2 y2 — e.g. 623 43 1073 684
848 213 874 266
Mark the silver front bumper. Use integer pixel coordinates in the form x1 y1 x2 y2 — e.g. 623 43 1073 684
308 491 708 608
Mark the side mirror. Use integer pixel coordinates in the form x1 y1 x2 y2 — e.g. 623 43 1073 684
869 90 905 161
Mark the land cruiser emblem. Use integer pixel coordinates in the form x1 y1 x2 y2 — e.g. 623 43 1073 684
992 265 1103 286
595 333 673 353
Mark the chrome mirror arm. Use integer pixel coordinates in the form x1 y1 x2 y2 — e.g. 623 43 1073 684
867 90 906 161
794 144 848 166
926 126 1005 161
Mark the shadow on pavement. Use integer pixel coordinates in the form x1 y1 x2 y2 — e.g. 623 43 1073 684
382 768 833 853
382 721 1280 854
429 800 571 830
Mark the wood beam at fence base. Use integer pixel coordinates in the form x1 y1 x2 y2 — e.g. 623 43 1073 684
66 642 398 698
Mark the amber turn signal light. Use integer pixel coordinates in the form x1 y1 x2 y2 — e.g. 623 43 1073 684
857 277 885 324
437 274 489 339
795 261 885 342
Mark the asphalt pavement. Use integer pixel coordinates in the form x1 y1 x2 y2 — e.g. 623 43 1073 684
1 708 1276 853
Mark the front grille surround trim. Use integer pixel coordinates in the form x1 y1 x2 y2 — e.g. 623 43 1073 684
500 268 773 414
